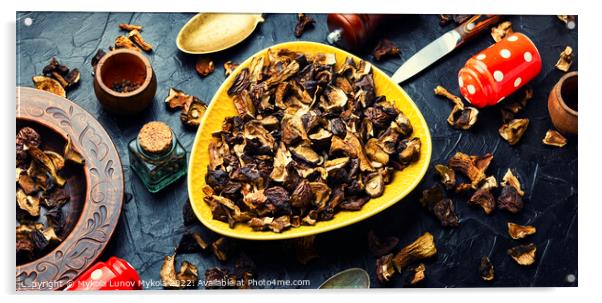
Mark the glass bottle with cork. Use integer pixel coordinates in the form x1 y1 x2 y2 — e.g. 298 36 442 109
128 121 187 193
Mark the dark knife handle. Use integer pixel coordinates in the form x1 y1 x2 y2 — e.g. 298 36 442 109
454 15 501 45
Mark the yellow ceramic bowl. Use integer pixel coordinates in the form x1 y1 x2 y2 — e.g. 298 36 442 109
188 41 432 240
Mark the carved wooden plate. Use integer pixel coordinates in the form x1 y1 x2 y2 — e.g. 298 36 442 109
16 87 124 291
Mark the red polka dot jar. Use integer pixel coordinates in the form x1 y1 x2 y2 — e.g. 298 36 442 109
64 257 142 290
458 32 542 108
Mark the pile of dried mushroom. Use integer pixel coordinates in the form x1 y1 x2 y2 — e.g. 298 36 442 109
16 127 84 264
203 48 421 233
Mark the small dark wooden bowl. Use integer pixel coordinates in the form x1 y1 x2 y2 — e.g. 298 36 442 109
548 71 578 135
16 87 124 291
93 49 157 115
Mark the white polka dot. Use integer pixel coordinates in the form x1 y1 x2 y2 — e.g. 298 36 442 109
458 77 464 87
507 35 518 42
497 97 505 103
500 49 511 59
524 52 533 62
91 269 103 280
476 54 486 60
467 84 476 95
493 70 504 82
514 77 522 87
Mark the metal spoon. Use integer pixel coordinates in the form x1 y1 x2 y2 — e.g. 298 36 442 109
318 268 370 289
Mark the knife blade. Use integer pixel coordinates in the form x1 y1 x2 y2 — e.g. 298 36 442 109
391 15 501 84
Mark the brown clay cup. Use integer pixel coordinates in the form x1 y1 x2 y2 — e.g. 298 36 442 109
93 49 157 115
548 71 578 135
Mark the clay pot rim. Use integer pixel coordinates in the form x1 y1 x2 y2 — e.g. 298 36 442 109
94 48 153 98
554 71 578 117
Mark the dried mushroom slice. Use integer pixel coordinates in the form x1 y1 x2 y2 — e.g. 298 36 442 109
497 185 523 213
64 135 84 165
176 261 199 288
448 105 478 130
16 127 41 160
392 232 437 273
114 35 140 51
17 189 40 217
501 87 533 123
195 57 215 77
491 21 513 42
469 187 495 215
434 85 463 108
181 97 208 127
448 152 493 188
160 254 181 289
372 39 401 61
555 46 574 72
212 237 234 262
224 61 239 77
294 13 315 37
507 243 536 266
177 232 209 253
119 23 143 31
401 263 426 287
32 76 66 98
376 253 396 284
501 169 524 196
479 256 494 281
128 29 153 52
543 129 567 147
507 222 536 240
27 145 66 187
499 118 529 145
165 88 193 110
434 164 456 189
364 172 385 198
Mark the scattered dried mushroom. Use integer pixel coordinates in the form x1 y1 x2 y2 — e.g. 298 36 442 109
164 88 208 127
372 39 400 61
507 222 536 240
499 118 529 145
204 48 421 233
434 85 478 130
555 46 574 72
376 232 436 284
491 21 513 42
392 232 437 273
507 243 536 266
500 87 533 123
16 127 83 263
224 61 240 77
479 256 494 281
113 24 153 52
497 169 524 213
542 129 567 147
420 185 459 227
160 254 199 289
294 13 315 38
32 58 80 97
195 57 215 77
401 263 426 286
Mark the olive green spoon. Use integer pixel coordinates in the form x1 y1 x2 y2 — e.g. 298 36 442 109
318 268 370 289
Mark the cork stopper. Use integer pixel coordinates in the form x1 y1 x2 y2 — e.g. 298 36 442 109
138 121 173 154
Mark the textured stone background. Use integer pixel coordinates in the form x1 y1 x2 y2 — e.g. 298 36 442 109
16 12 578 288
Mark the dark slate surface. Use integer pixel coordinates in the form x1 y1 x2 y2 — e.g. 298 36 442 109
16 12 578 288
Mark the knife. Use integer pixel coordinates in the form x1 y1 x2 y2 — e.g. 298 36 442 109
391 15 501 84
